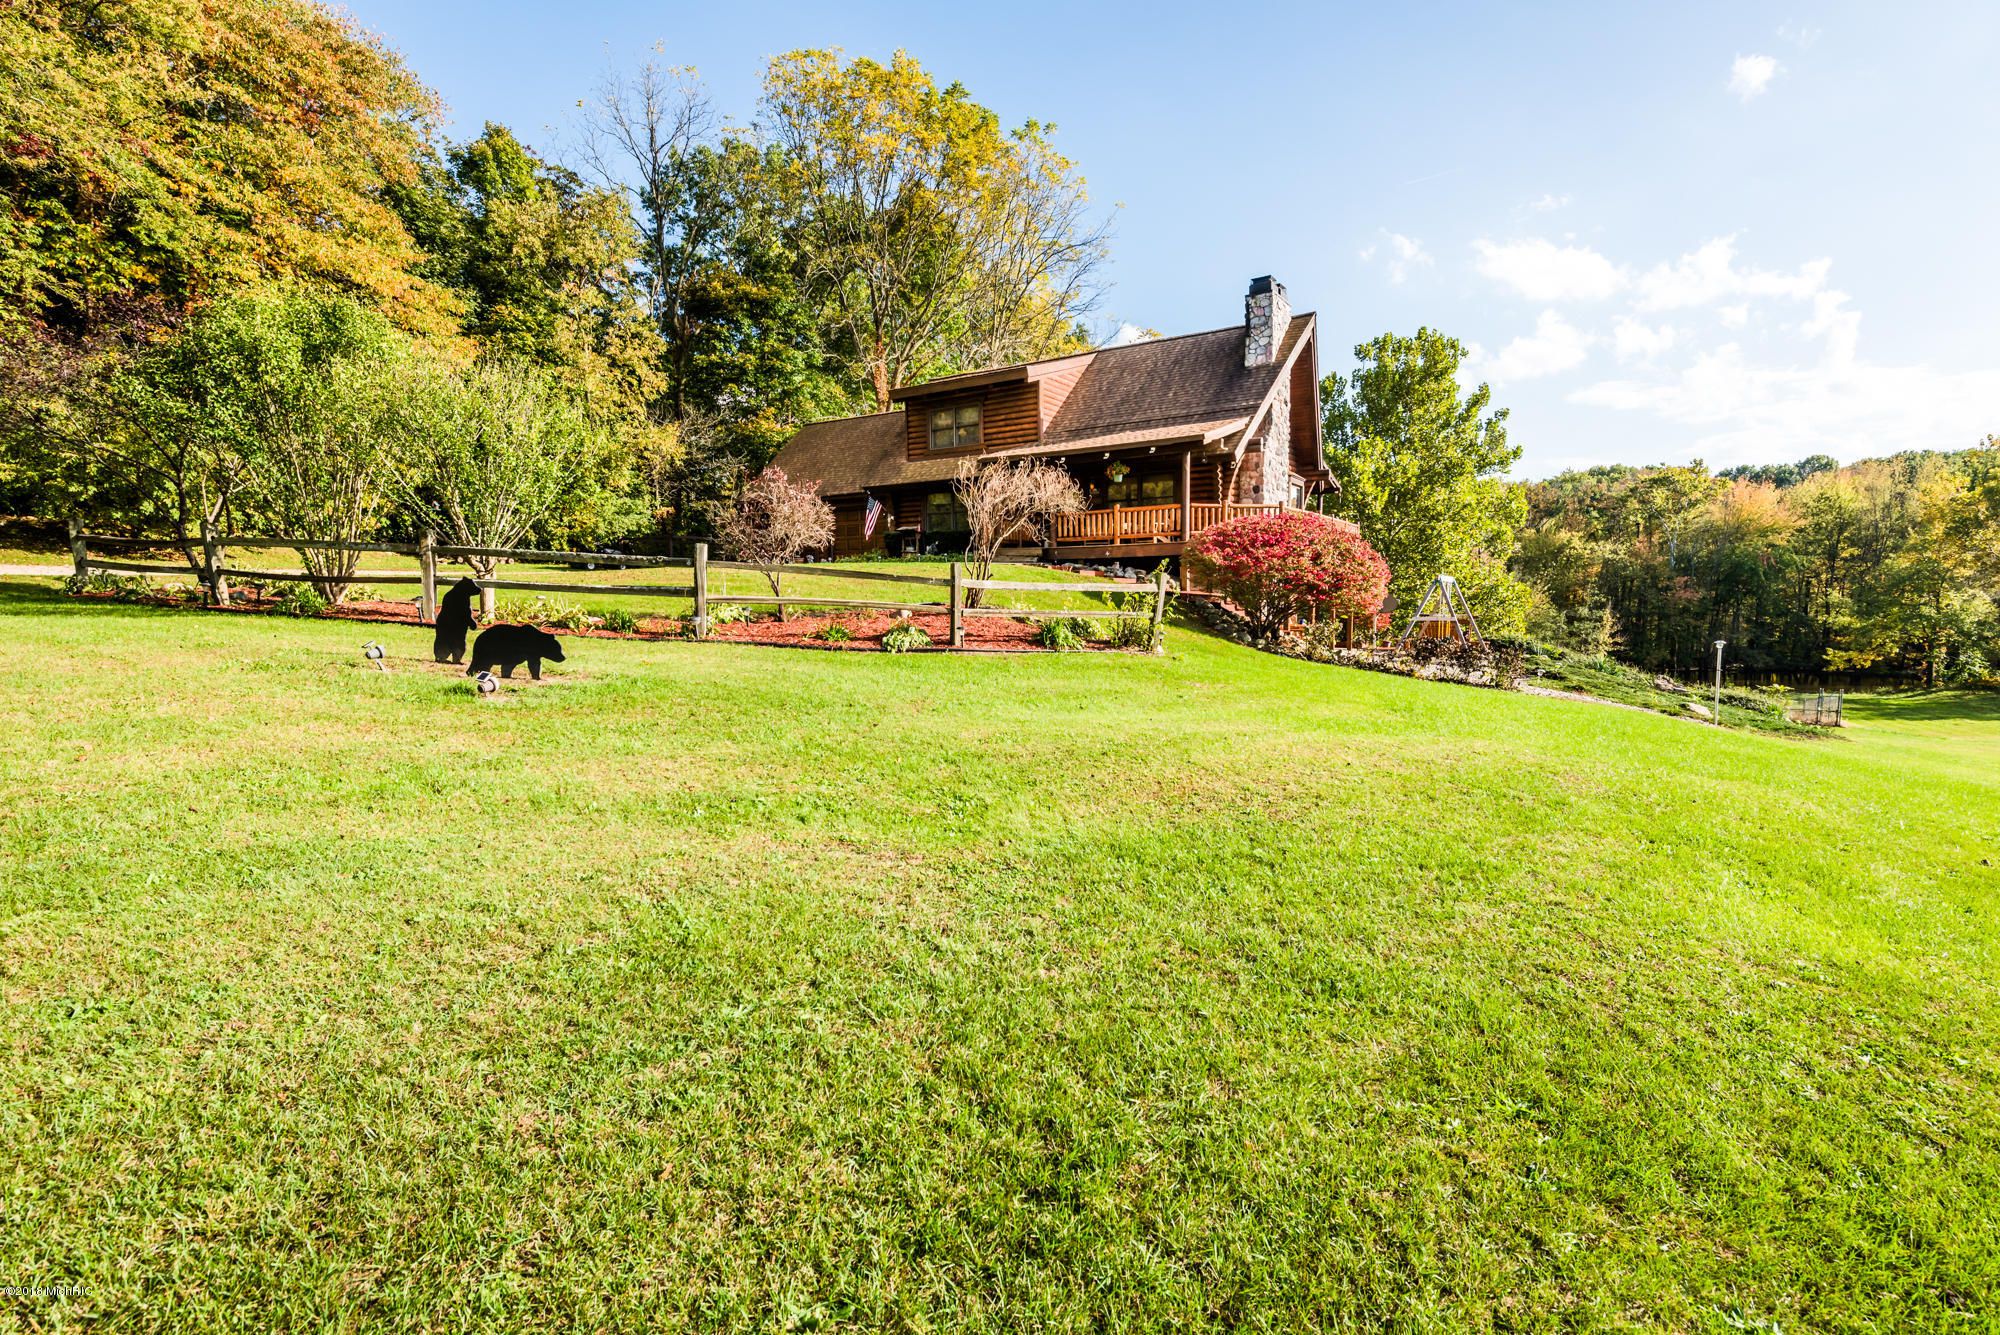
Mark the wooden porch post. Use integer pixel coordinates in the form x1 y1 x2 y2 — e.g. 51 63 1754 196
1180 449 1194 541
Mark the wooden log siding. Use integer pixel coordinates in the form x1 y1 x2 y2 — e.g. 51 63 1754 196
902 380 1041 460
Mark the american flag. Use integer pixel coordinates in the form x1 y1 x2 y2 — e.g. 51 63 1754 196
863 492 884 539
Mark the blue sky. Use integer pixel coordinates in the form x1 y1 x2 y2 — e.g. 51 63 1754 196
341 1 2000 478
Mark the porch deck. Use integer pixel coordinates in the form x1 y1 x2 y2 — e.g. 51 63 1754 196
1051 502 1342 548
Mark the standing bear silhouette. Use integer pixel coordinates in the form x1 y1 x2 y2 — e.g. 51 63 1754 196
433 577 481 664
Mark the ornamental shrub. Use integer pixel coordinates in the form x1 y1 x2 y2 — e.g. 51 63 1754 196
1186 512 1391 640
1037 616 1095 651
267 581 330 617
881 622 932 653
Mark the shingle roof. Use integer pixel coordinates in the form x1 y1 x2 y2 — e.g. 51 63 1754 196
771 314 1318 497
1030 316 1312 453
769 410 952 498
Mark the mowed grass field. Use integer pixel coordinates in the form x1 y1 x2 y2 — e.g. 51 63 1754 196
2 579 1996 1333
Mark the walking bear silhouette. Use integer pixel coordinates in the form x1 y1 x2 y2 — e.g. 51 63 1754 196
432 577 480 664
467 625 566 681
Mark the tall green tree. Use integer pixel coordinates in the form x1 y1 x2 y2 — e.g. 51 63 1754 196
1320 329 1530 632
760 48 1107 411
386 123 660 425
577 59 845 539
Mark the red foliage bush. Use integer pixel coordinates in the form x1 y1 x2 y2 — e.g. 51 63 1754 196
1186 511 1391 639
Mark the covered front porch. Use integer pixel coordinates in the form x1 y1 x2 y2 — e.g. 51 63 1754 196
1051 501 1297 554
1028 439 1316 558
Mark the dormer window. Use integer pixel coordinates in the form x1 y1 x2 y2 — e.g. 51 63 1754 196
928 402 981 451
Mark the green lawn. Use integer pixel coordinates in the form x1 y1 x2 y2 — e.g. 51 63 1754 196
2 579 1995 1332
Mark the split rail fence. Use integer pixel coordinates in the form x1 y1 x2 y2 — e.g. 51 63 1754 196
67 521 1170 650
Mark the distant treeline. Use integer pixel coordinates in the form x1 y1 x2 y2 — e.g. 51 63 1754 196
1514 445 2000 685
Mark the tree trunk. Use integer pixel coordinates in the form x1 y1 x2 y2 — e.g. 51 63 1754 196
871 359 892 415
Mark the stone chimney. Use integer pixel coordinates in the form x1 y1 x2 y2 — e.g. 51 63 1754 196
1244 276 1289 367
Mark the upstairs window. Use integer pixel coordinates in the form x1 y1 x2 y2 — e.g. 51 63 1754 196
928 402 982 451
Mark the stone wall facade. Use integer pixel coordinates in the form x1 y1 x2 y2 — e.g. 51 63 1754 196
1231 381 1294 504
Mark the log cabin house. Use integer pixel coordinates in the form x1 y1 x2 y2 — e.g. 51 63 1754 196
770 277 1352 563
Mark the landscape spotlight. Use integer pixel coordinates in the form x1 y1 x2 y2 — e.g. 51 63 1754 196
362 641 387 672
474 671 499 697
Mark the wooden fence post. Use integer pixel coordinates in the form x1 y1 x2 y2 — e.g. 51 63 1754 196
201 519 229 606
417 529 437 624
67 518 88 580
1149 566 1170 651
692 543 709 637
949 562 964 648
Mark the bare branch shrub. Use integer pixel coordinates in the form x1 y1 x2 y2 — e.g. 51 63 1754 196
718 466 834 620
954 459 1083 605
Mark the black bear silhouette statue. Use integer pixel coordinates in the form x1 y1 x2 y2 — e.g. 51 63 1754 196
466 625 566 681
433 577 480 664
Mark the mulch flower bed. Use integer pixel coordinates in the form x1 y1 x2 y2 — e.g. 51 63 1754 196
73 590 1120 653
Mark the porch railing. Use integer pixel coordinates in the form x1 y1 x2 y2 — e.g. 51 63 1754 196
1051 502 1291 545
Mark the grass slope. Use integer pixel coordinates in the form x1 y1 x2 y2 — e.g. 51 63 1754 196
1 580 1996 1332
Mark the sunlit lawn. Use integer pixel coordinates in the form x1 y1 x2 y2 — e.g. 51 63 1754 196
2 579 1995 1332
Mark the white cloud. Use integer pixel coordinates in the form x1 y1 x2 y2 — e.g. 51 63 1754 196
1359 230 1433 284
1572 348 2000 467
1634 236 1830 311
1717 303 1750 328
1472 238 1627 302
1475 310 1594 383
1573 264 1982 466
1802 290 1860 366
1612 317 1677 365
1729 53 1781 101
1778 23 1821 49
1105 323 1154 347
1527 193 1572 213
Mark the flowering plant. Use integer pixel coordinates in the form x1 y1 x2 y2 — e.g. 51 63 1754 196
1186 511 1390 640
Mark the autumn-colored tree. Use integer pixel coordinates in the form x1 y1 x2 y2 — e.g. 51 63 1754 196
953 459 1083 605
762 49 1107 411
0 0 457 346
1187 511 1392 641
717 467 834 620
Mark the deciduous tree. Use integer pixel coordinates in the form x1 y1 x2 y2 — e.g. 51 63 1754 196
762 49 1107 411
1320 329 1529 628
393 360 612 611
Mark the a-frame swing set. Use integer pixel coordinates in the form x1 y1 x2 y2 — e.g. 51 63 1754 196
1396 573 1485 648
